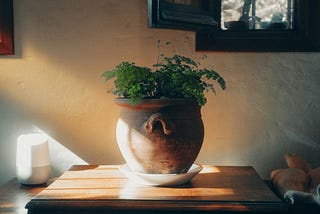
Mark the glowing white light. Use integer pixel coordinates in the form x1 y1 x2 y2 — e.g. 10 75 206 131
16 134 50 167
16 133 51 184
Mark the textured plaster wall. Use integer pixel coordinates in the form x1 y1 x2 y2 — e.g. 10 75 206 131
1 0 320 185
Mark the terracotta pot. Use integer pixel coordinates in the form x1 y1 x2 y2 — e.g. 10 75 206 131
115 98 204 174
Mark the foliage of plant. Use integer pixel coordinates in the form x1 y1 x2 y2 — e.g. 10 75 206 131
153 54 226 106
102 62 157 104
102 54 226 106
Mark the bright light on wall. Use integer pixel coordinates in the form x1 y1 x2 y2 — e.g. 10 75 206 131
31 126 88 175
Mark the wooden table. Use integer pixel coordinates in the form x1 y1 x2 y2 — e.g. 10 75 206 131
1 165 288 214
0 178 50 214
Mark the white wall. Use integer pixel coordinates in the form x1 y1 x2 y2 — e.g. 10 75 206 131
1 0 320 185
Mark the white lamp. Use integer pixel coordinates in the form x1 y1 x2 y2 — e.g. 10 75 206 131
16 133 51 185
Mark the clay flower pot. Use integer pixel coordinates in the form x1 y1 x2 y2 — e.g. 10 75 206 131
115 98 204 174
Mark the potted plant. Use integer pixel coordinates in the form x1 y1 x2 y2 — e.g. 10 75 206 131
102 54 226 174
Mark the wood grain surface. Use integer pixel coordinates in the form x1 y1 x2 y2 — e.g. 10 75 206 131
24 165 287 214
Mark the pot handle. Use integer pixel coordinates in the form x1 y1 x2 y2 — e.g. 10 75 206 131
144 113 174 135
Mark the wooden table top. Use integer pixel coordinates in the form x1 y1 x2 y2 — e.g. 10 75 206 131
0 178 50 214
24 165 287 214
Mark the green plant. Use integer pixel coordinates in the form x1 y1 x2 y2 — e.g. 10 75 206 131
102 54 226 106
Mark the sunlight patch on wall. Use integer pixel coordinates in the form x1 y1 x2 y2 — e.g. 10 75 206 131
32 126 88 175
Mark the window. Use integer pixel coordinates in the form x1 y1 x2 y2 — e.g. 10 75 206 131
148 0 219 30
148 0 320 51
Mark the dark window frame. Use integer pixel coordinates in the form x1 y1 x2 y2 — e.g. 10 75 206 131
148 0 219 31
148 0 320 52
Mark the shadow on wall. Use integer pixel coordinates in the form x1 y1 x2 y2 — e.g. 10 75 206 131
0 95 87 186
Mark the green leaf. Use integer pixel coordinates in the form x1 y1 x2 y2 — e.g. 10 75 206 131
101 53 226 106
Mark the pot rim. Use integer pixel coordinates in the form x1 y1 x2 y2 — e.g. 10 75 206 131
115 98 200 109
